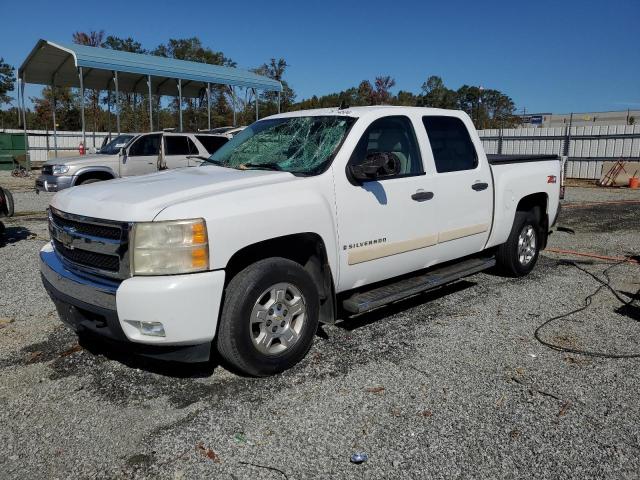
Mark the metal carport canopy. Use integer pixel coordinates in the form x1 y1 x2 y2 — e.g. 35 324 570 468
19 39 282 96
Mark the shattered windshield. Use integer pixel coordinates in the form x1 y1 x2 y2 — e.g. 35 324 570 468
99 134 135 155
204 116 356 175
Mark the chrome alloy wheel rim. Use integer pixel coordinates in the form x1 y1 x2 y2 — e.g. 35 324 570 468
250 282 307 355
517 225 537 266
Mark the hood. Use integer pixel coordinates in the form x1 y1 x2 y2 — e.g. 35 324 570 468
51 166 296 222
44 153 118 166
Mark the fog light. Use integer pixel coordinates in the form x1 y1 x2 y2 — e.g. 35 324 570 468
141 321 165 337
127 320 166 337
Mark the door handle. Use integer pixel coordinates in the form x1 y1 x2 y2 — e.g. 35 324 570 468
472 182 489 191
411 190 434 202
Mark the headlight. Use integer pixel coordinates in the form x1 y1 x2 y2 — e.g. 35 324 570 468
52 165 70 175
131 218 209 275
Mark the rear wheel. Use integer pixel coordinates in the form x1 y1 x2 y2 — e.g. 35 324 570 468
216 258 320 377
496 209 542 277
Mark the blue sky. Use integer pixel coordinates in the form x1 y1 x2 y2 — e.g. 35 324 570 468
1 0 638 114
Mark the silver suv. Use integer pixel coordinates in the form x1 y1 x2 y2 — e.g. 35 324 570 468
36 132 229 192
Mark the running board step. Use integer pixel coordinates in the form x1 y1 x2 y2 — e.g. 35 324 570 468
342 256 496 314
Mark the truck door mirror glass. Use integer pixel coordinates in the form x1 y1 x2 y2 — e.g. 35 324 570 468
349 152 401 181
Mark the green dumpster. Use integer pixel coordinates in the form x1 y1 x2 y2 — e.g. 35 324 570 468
0 133 28 171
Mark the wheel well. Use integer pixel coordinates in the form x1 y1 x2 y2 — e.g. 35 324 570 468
516 192 549 248
75 170 114 185
225 233 336 324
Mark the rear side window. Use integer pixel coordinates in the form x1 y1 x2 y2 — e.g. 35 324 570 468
165 136 191 155
422 116 478 173
196 135 229 154
129 134 161 156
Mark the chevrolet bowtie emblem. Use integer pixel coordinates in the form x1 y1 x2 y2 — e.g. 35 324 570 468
60 227 76 250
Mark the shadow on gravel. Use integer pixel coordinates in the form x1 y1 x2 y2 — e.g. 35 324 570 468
0 225 35 247
336 280 476 331
76 333 217 378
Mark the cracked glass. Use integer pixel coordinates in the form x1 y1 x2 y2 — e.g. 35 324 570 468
203 116 356 175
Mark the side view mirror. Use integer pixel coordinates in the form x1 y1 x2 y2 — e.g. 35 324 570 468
349 152 401 182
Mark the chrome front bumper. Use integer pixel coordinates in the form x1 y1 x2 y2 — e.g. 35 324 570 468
35 174 74 193
40 244 118 310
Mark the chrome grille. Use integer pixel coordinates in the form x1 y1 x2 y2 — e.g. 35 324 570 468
48 207 131 280
51 210 121 240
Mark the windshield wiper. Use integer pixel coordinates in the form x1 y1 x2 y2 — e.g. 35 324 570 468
239 162 283 171
192 155 225 166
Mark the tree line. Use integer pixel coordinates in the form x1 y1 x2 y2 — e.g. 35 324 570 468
0 31 521 133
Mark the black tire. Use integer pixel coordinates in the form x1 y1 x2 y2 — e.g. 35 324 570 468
496 209 542 277
78 178 102 185
1 188 14 217
0 221 4 235
216 257 320 377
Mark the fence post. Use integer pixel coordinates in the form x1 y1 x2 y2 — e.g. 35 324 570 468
563 113 573 157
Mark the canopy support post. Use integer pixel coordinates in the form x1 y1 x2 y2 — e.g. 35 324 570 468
106 79 111 142
207 82 211 131
178 79 183 132
147 75 153 132
232 87 236 127
51 82 58 158
278 90 281 114
79 67 86 150
114 71 120 135
255 88 258 121
20 76 29 170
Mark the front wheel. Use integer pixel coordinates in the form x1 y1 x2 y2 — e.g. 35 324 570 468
496 209 542 277
216 258 320 377
79 178 102 185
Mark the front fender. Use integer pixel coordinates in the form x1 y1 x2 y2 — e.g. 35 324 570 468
154 175 340 284
71 166 119 185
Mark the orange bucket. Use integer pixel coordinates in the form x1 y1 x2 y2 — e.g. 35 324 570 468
630 177 640 189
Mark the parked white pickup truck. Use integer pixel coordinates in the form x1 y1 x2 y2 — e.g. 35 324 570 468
40 106 562 376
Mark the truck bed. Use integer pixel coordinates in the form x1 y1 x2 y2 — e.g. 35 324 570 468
487 154 559 165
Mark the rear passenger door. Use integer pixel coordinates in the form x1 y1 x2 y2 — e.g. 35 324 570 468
421 115 493 261
122 134 160 176
163 135 199 169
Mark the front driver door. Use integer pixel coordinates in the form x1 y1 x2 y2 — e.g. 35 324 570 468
122 134 161 176
333 115 441 291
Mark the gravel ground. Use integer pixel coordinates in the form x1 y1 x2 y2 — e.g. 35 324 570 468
0 178 639 479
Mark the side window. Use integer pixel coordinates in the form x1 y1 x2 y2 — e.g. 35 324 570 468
422 116 478 173
164 136 190 155
349 116 423 178
129 134 161 156
195 135 229 154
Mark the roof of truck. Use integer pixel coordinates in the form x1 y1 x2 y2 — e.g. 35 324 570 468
270 105 467 119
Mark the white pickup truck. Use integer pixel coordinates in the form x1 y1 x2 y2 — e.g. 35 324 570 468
40 106 562 376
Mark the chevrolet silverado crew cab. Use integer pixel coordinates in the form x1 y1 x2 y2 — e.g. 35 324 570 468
40 106 561 376
36 131 229 192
